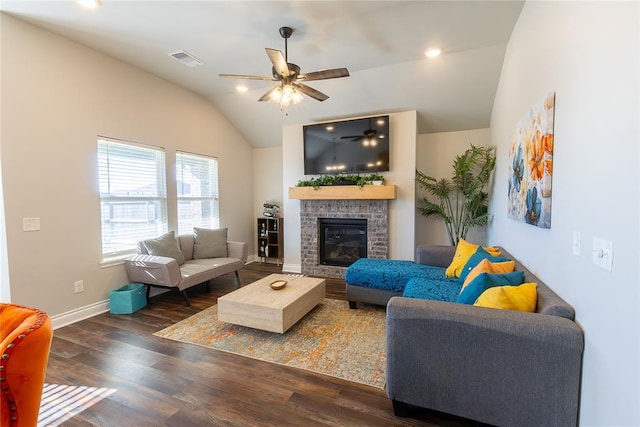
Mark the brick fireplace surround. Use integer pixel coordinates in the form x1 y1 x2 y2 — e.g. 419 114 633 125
300 199 389 279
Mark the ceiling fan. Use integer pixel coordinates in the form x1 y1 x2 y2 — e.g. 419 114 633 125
341 118 380 145
219 26 349 105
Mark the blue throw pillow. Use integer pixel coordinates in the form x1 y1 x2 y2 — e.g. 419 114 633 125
458 246 510 284
456 271 525 305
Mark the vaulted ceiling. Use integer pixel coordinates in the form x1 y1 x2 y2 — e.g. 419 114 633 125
1 1 524 148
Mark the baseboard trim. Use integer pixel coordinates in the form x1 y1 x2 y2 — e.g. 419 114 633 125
282 263 302 274
50 300 110 330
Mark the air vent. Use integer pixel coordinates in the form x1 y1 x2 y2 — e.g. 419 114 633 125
168 50 205 68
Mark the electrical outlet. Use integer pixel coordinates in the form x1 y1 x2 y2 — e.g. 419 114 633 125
23 217 41 232
74 280 84 293
592 237 613 272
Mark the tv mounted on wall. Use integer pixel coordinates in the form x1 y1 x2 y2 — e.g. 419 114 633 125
303 115 390 175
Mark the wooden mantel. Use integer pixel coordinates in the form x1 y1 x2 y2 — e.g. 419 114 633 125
288 185 396 200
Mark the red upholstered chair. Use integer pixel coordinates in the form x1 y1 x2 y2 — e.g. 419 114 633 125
1 303 53 426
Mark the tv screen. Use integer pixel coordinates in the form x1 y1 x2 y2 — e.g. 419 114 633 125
303 115 390 175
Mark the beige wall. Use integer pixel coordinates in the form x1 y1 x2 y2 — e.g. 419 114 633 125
0 14 254 319
252 146 283 259
415 128 491 246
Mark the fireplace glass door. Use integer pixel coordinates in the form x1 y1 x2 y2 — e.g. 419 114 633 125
319 218 367 267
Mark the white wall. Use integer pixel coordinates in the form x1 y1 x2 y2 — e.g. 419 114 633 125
0 14 254 318
282 111 417 273
489 2 639 425
416 128 491 246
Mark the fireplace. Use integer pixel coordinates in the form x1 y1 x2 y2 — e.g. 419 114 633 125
300 199 388 279
319 218 367 267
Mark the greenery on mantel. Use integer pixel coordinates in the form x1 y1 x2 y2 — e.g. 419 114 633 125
296 174 386 189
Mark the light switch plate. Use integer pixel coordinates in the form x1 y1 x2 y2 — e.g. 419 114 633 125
572 231 581 256
23 217 41 232
592 237 613 272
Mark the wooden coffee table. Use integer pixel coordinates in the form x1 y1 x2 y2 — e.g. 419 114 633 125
217 274 326 333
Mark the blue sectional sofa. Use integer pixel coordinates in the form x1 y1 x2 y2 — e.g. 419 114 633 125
345 245 584 427
344 256 462 308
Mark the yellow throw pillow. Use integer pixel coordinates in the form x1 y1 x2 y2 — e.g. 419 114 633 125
474 283 538 312
461 258 516 292
445 239 501 278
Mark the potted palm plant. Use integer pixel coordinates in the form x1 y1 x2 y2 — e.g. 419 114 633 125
416 144 496 246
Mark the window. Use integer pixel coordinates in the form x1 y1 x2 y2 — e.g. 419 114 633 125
98 138 167 260
176 152 219 235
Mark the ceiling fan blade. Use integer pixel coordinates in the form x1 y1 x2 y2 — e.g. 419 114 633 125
258 86 279 102
341 135 363 140
266 48 290 78
294 83 329 102
219 73 277 81
299 68 350 81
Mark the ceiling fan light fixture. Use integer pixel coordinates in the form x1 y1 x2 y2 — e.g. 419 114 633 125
272 84 302 107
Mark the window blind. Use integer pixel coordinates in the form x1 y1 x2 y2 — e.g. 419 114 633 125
176 151 220 235
98 138 167 260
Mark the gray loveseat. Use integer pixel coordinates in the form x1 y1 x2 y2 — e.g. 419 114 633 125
385 245 584 427
125 229 248 306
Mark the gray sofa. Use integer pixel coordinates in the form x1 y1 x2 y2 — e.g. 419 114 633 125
385 245 584 427
125 232 248 306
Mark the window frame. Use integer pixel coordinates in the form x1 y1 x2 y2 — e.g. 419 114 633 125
97 137 168 264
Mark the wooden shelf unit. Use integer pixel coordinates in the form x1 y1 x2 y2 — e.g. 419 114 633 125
257 217 283 265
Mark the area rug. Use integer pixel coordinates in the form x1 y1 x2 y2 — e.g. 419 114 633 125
154 299 387 388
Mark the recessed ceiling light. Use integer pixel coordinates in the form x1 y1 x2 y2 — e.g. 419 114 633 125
326 125 334 131
236 85 248 93
76 0 101 8
425 48 443 58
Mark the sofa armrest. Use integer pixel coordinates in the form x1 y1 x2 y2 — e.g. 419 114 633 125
386 296 584 427
416 245 455 267
227 241 248 263
124 255 182 288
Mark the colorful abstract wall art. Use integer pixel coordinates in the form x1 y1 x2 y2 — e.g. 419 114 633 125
507 92 555 228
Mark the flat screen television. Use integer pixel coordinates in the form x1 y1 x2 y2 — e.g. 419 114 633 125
303 115 390 175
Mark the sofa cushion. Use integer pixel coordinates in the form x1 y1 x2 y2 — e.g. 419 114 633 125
458 246 511 284
445 239 501 278
193 227 228 259
143 231 186 265
461 258 516 291
345 258 448 292
402 277 461 302
474 283 538 312
456 271 525 304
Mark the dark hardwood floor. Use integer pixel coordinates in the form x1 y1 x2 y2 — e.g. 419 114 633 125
45 262 479 426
